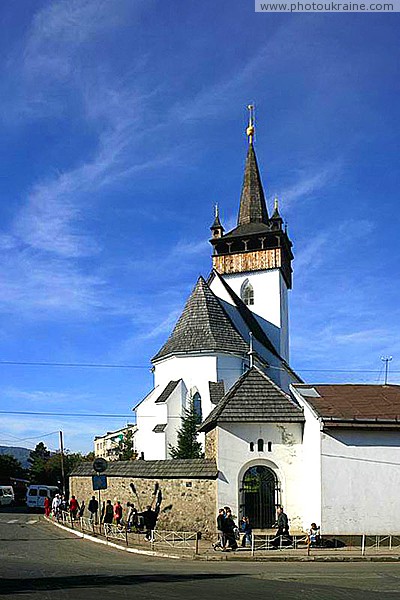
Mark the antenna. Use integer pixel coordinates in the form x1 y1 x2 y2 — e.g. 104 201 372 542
248 332 255 368
381 356 393 385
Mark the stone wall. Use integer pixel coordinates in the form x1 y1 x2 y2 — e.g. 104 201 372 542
205 428 217 460
70 475 217 537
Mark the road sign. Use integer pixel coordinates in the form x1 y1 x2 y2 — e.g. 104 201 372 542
93 457 108 473
92 474 107 491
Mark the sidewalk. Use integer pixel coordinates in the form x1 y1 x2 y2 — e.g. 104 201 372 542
44 516 400 562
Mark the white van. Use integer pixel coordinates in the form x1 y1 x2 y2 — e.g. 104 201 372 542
0 486 14 507
26 485 59 509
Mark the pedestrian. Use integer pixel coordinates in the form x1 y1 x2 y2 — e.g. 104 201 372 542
271 506 290 548
51 494 61 518
240 516 252 548
88 496 99 523
126 502 138 532
221 508 238 551
78 500 85 518
104 500 113 524
308 523 320 546
213 508 226 550
69 495 79 520
44 496 51 518
139 505 157 540
114 500 123 526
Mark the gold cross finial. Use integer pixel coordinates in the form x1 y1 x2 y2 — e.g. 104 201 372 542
246 104 255 144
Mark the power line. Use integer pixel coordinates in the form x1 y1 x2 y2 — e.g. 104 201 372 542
0 359 398 374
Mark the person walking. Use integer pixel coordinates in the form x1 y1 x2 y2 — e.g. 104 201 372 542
221 508 238 551
88 496 99 523
240 516 252 548
140 505 157 541
114 500 123 526
44 496 51 518
51 494 61 518
213 508 226 550
104 500 114 524
126 502 138 532
271 506 290 548
69 495 79 520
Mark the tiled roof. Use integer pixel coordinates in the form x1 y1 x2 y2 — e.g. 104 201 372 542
154 380 181 404
209 381 225 405
237 143 269 227
199 366 304 432
153 423 167 433
294 384 400 424
71 459 218 479
152 276 248 361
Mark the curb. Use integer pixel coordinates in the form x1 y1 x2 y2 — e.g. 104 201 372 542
43 518 400 563
43 517 182 560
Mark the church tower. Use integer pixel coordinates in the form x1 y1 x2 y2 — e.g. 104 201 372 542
210 106 293 361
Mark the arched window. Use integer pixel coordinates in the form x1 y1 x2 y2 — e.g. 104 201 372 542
249 442 254 452
241 279 254 306
192 392 202 424
257 438 264 452
267 442 272 452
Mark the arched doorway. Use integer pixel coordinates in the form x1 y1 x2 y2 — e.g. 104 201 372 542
241 465 279 528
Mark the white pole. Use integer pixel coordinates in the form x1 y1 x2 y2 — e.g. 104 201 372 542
361 534 365 556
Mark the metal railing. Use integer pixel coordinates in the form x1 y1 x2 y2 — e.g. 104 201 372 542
152 530 200 553
250 533 309 555
103 523 128 546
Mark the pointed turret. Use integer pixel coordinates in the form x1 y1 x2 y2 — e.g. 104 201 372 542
270 197 283 231
237 143 269 226
210 204 224 239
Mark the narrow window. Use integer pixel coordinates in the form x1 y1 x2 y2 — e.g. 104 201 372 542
257 439 264 452
193 392 202 424
241 280 254 306
249 442 254 452
267 442 272 452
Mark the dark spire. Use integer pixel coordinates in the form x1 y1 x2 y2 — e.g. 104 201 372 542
237 143 269 226
270 197 283 230
210 204 224 239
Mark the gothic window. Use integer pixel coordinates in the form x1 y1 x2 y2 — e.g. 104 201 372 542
257 438 264 452
192 392 202 424
241 279 254 306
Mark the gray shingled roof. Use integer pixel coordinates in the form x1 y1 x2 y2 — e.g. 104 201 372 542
153 423 167 433
199 366 304 432
209 381 225 405
71 459 218 479
237 143 269 227
152 276 249 361
154 380 181 404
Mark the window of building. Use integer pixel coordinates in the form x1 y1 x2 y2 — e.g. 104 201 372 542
268 442 272 452
257 438 264 452
193 392 202 424
249 442 254 452
241 279 254 306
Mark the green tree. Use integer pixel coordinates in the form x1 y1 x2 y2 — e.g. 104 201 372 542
169 401 204 459
28 442 51 483
0 454 27 481
117 430 137 461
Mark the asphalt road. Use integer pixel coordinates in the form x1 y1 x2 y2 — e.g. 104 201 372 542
1 509 400 599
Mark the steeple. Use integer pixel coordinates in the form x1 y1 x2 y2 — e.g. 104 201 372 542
238 105 268 226
270 196 283 230
210 204 224 239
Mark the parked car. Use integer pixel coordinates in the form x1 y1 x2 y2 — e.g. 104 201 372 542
0 486 15 507
26 485 59 509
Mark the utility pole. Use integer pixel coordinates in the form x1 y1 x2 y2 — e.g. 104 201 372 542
59 430 65 496
381 356 393 385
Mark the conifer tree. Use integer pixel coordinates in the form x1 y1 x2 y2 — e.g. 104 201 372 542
117 429 137 461
169 400 204 459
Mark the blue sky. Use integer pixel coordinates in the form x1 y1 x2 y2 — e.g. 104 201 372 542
0 1 399 453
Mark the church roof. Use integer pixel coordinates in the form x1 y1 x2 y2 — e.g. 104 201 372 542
71 459 218 479
293 384 400 425
154 380 181 403
237 143 269 227
152 276 249 362
199 366 304 432
209 381 225 405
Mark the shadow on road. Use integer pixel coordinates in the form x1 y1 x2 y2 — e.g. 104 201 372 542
0 573 240 595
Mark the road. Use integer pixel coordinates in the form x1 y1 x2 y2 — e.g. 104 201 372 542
1 509 400 599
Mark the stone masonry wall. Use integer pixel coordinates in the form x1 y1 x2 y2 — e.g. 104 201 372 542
70 475 217 537
204 429 218 460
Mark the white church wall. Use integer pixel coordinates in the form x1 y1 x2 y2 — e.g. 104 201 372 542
216 354 245 393
165 382 187 457
216 422 304 531
298 402 322 530
218 269 288 360
320 429 400 535
135 387 168 460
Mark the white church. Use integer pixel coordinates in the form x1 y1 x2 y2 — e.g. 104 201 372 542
133 111 400 535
